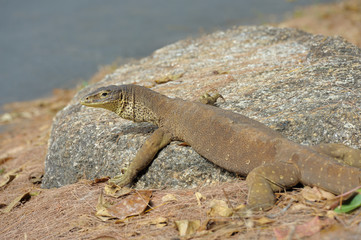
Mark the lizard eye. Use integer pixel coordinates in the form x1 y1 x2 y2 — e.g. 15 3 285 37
101 92 108 97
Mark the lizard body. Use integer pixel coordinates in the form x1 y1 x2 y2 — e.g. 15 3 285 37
81 84 361 210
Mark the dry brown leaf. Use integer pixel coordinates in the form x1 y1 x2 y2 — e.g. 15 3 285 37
175 220 201 236
326 210 338 219
254 216 275 225
290 203 309 211
139 216 168 228
178 142 190 147
28 171 43 184
207 199 233 217
301 186 335 202
301 186 323 201
212 70 229 75
319 188 336 200
234 203 247 211
92 236 117 240
203 218 244 231
0 174 16 188
195 192 206 205
107 190 152 220
104 184 133 198
0 167 22 188
96 189 152 221
196 220 243 239
273 216 328 240
95 191 114 221
92 177 110 184
0 155 14 165
211 223 242 238
161 193 177 202
1 192 32 213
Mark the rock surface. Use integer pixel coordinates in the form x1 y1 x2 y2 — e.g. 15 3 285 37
42 26 361 189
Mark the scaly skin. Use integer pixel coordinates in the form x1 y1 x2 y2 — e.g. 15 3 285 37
81 84 361 210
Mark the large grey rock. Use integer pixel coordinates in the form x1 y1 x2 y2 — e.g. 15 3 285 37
42 26 361 189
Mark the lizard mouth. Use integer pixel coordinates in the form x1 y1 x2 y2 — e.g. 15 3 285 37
80 96 106 107
80 94 118 110
80 96 95 106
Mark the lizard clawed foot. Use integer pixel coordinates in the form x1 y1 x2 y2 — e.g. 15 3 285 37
108 175 131 187
199 92 224 106
108 169 134 187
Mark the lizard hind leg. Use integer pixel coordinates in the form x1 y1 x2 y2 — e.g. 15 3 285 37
312 143 361 169
246 162 300 211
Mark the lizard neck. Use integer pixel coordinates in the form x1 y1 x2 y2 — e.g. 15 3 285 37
115 85 169 126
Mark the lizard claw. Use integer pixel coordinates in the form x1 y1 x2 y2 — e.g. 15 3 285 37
199 92 224 105
108 173 133 187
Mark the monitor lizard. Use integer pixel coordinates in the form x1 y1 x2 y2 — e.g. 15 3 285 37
80 84 361 210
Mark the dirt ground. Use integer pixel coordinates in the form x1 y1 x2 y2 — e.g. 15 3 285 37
279 0 361 48
1 1 361 239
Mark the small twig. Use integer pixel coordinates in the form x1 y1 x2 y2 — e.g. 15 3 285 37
336 185 361 199
329 185 361 210
222 188 235 210
266 200 294 219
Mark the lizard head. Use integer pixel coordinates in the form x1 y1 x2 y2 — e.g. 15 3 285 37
81 84 159 124
80 85 123 112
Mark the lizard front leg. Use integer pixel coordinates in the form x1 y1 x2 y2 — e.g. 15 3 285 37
246 162 300 210
109 128 172 187
312 143 361 169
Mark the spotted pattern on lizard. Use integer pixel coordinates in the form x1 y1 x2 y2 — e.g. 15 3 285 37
81 84 361 210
